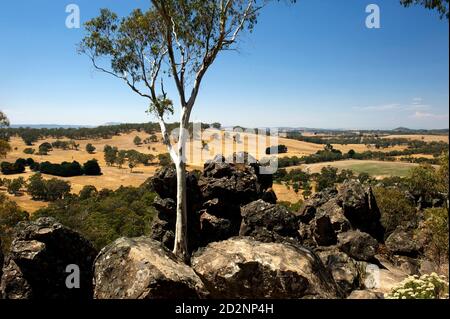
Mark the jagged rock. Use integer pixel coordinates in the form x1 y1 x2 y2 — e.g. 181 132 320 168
337 181 384 241
152 197 176 223
337 230 378 261
390 255 420 275
93 237 208 299
347 290 384 299
150 218 175 249
317 248 363 294
385 227 421 257
312 214 336 246
298 188 338 223
199 211 234 245
239 200 300 244
191 237 342 299
261 188 277 204
0 218 97 299
318 199 351 234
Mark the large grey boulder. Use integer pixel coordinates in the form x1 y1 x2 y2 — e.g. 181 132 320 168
0 218 97 299
191 237 342 299
93 237 208 299
337 230 378 262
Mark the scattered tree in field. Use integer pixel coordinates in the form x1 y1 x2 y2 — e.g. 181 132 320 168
149 134 159 143
104 145 118 166
23 148 35 155
0 140 11 159
38 142 53 155
133 136 143 146
211 122 221 129
400 0 449 19
116 150 127 168
347 149 356 158
6 177 25 196
79 185 98 200
158 153 172 167
21 130 40 146
0 111 11 158
84 159 102 176
1 161 25 175
80 0 295 261
27 173 47 200
86 143 96 154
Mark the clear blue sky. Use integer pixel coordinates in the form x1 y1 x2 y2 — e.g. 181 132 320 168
0 0 448 129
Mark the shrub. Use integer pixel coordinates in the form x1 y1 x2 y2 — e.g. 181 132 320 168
422 207 449 265
385 273 449 299
266 145 288 155
0 139 12 158
6 177 25 195
39 161 83 177
79 185 98 200
86 143 96 154
0 194 29 254
158 153 172 167
83 159 102 176
1 161 25 175
374 187 417 237
38 142 53 155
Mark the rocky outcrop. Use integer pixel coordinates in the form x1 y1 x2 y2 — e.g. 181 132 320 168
150 156 274 251
337 230 378 262
316 248 365 294
385 227 421 257
0 218 97 299
0 238 3 284
191 237 342 299
150 167 202 252
93 237 208 299
239 200 301 244
337 180 384 241
298 180 385 249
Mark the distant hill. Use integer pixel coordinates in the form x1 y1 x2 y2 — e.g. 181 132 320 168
10 124 94 129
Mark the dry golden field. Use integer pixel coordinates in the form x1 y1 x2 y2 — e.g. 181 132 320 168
0 130 429 212
382 134 449 142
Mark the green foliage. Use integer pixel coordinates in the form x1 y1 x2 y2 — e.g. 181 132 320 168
39 161 84 177
400 0 449 19
158 153 172 167
407 164 439 203
7 177 25 195
104 145 118 166
84 159 102 176
1 160 25 175
0 139 11 158
23 148 35 155
33 184 157 250
385 273 449 299
374 186 417 236
133 136 142 146
0 193 29 254
86 143 96 154
79 185 98 200
27 173 71 201
317 166 339 191
422 207 449 264
38 142 53 155
277 200 304 213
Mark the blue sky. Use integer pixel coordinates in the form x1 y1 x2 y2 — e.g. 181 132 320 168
0 0 448 129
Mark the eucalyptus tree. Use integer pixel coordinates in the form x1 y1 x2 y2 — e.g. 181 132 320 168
80 0 294 262
400 0 449 19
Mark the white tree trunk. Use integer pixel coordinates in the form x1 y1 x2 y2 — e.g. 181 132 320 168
172 108 190 262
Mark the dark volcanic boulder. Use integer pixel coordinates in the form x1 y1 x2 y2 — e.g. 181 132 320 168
0 218 97 299
93 237 208 299
199 211 234 244
298 188 338 223
191 237 342 299
337 230 378 262
385 227 421 257
337 181 384 241
312 213 337 246
239 200 300 243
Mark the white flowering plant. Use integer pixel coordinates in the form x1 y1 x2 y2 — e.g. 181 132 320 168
385 273 449 299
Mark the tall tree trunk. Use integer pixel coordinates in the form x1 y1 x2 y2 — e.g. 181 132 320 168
173 115 189 263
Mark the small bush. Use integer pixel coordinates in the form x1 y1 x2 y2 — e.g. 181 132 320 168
385 273 449 299
23 148 35 155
